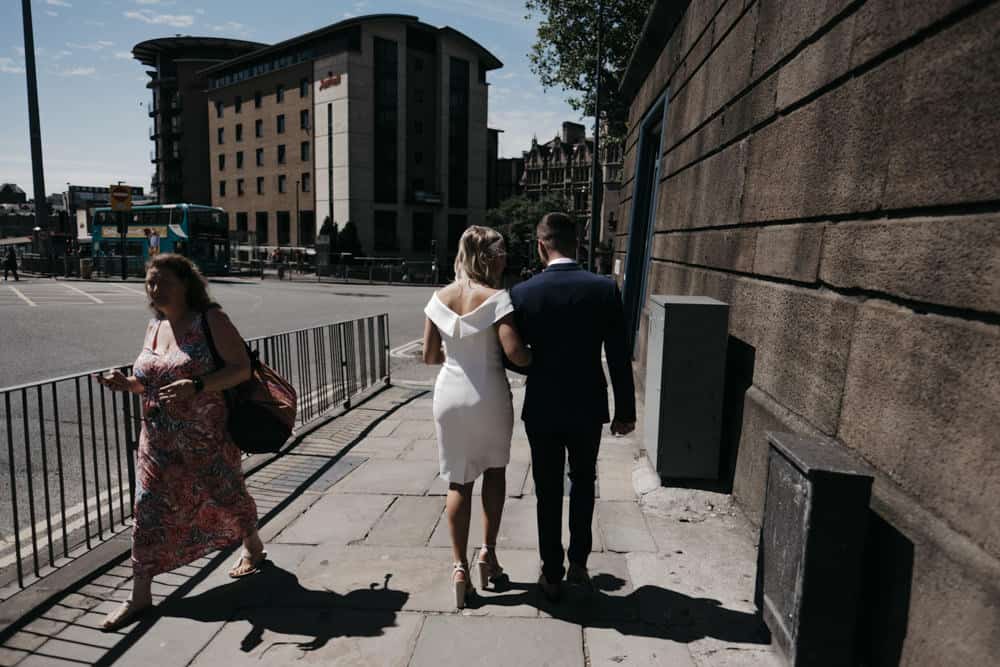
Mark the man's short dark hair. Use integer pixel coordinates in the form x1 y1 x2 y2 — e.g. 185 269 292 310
537 212 577 256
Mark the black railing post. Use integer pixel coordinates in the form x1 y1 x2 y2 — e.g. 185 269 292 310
35 384 55 567
20 389 40 577
51 383 69 558
5 392 24 587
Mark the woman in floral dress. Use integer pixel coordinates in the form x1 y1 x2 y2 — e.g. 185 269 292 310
97 254 265 631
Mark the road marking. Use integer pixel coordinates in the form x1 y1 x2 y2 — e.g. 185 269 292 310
114 284 147 296
8 286 37 307
390 338 423 359
62 284 104 304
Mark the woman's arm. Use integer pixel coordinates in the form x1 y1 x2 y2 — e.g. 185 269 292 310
200 308 252 391
423 317 445 365
95 370 144 394
496 313 532 367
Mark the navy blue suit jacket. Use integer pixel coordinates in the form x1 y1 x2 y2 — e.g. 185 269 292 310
510 262 636 432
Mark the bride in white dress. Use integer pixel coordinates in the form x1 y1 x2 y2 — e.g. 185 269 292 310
423 226 531 608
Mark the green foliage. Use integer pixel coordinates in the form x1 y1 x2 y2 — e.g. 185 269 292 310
486 193 566 269
525 0 649 140
337 221 363 256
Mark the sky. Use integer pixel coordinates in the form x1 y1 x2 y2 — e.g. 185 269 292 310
0 0 582 196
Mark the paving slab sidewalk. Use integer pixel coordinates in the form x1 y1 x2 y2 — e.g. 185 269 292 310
0 385 780 666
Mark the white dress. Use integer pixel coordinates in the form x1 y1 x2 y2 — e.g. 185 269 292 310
424 290 515 484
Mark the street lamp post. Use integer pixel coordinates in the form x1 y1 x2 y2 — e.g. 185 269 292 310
587 0 604 273
20 0 48 234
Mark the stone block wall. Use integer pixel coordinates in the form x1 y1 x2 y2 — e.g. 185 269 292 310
615 1 1000 663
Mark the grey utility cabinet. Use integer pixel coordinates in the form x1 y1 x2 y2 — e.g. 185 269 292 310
760 432 874 666
642 295 729 479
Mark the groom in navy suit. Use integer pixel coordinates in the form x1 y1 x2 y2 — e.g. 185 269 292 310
510 212 636 602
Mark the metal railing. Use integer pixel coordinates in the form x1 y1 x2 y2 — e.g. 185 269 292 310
0 313 390 591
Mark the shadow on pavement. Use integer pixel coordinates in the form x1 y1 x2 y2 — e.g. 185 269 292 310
467 573 770 645
159 562 409 653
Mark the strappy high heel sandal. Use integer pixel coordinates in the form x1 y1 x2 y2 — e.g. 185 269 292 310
453 562 474 609
476 544 504 590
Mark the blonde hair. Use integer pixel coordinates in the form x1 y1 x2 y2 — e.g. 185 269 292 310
453 225 505 288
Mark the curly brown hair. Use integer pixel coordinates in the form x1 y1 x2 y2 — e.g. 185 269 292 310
146 253 216 318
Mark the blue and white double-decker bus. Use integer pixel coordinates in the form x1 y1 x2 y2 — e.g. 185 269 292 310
91 203 230 275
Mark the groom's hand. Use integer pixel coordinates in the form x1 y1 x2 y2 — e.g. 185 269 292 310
611 420 635 436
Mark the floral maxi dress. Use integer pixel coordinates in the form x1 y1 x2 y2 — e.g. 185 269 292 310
131 314 258 577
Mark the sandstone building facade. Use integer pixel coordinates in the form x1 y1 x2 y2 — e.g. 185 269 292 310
614 0 1000 663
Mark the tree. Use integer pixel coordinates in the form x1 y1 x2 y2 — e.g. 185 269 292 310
338 221 363 257
486 193 566 270
525 0 649 140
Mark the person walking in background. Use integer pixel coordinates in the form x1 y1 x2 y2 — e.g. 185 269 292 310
510 212 636 603
423 226 532 608
96 253 265 631
3 247 18 281
148 228 160 257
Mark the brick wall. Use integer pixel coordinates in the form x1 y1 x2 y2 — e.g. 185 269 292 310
615 1 1000 663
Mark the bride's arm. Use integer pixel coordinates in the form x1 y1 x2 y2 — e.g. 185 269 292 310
422 317 445 365
497 314 532 367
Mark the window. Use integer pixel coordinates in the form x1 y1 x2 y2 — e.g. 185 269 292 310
276 84 284 103
412 212 433 251
277 114 285 134
278 174 287 193
234 95 242 113
256 176 264 194
414 120 424 135
219 180 226 197
374 210 397 251
254 91 262 108
235 212 248 235
448 214 466 253
218 154 225 171
299 77 309 97
414 57 424 72
235 123 243 142
236 151 244 169
301 141 310 161
277 144 286 164
300 109 309 130
217 127 224 144
277 211 290 245
255 211 268 244
415 88 424 104
215 100 223 118
301 173 310 192
237 178 245 196
414 151 423 165
373 37 398 204
256 148 264 166
300 211 315 246
255 118 263 138
448 57 469 208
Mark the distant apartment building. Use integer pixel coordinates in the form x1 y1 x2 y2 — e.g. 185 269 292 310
486 128 524 208
521 121 623 225
136 16 501 260
0 184 27 205
134 37 266 206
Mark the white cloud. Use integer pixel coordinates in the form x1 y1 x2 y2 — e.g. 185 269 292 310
46 0 72 6
496 72 516 80
58 66 96 77
13 47 25 56
84 19 105 26
211 21 248 33
0 57 25 74
46 10 58 16
124 10 193 27
488 108 579 158
114 51 132 59
66 41 114 51
413 0 526 27
195 8 205 15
